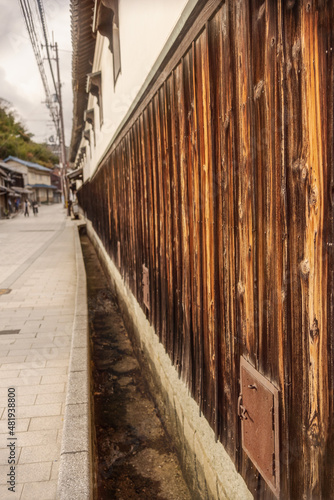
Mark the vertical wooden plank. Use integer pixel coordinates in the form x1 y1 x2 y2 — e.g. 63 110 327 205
125 135 134 291
195 28 216 425
230 0 258 490
132 124 143 301
148 100 161 338
277 1 291 497
131 130 138 294
163 78 175 362
283 1 311 497
170 66 183 373
155 91 167 347
323 2 334 498
182 49 195 394
300 1 328 496
206 16 220 441
187 42 203 404
248 3 285 496
176 56 192 386
106 159 112 255
192 39 204 413
143 107 155 324
140 114 150 313
232 0 256 365
135 118 147 309
208 0 238 459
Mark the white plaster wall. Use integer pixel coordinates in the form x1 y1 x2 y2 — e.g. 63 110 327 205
79 0 190 179
6 161 29 187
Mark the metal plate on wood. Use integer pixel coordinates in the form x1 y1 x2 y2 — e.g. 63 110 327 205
142 265 150 310
239 357 280 497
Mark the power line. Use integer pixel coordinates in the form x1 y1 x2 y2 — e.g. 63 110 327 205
18 0 59 134
35 0 58 96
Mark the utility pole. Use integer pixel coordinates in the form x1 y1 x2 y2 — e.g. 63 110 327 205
53 42 68 209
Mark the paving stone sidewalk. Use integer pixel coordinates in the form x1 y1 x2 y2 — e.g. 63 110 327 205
0 204 77 500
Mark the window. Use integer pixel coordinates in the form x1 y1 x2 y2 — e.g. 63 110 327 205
87 71 103 126
83 129 92 158
93 0 121 86
84 109 96 146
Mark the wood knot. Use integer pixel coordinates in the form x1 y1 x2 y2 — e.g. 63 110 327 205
292 158 301 172
292 157 305 174
301 165 308 181
310 318 319 342
224 113 230 130
238 205 243 220
254 80 265 101
237 281 245 296
287 0 295 8
221 7 227 38
292 39 301 60
300 259 310 278
307 413 320 446
309 185 318 207
257 3 265 21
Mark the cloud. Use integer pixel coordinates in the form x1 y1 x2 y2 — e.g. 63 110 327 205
0 0 72 145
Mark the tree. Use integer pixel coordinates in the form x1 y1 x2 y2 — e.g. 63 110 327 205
0 99 58 168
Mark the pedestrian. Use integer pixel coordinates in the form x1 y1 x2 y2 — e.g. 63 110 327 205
24 199 30 217
32 200 38 216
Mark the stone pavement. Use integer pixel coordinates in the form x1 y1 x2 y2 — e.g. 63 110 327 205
0 204 77 499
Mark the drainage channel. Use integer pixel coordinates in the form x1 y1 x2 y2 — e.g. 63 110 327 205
80 233 191 500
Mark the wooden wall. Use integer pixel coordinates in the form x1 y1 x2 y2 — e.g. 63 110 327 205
77 1 334 497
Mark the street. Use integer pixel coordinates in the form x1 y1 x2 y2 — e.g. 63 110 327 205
0 204 76 499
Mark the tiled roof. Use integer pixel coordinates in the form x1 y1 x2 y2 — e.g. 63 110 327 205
4 157 52 173
70 0 96 162
27 184 57 189
0 162 24 175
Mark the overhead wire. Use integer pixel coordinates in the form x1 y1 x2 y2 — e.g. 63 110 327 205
35 0 58 98
18 0 59 136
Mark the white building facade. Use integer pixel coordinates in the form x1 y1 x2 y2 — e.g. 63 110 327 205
70 0 192 180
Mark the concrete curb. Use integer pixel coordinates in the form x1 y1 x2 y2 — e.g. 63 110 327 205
57 223 92 500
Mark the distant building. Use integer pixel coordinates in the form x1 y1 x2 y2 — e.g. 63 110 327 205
0 165 14 217
50 165 63 203
0 160 30 217
4 156 57 203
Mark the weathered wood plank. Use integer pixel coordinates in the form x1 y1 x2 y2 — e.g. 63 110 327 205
170 66 183 374
190 41 203 407
176 58 192 387
208 0 238 460
154 92 166 344
300 2 328 496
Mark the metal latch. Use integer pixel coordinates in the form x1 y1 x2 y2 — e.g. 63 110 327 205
238 394 248 420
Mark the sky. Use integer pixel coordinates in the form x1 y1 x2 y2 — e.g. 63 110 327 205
0 0 72 147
